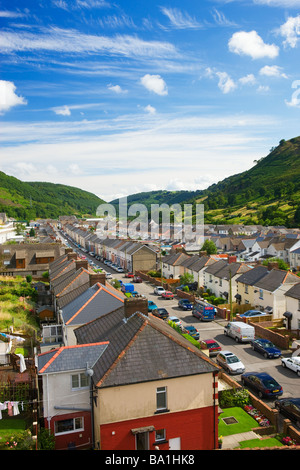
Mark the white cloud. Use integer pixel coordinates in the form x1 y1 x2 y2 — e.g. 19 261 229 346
0 80 27 113
254 0 300 6
107 84 128 94
140 74 168 96
239 74 256 85
53 105 71 116
0 27 178 59
216 72 237 93
160 7 203 29
69 163 81 175
206 68 236 93
228 30 279 59
144 104 156 114
278 15 300 48
257 85 270 92
259 65 288 78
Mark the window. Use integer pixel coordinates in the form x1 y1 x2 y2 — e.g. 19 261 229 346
42 324 63 344
155 429 166 442
245 285 248 294
156 386 167 411
259 289 263 300
55 417 84 435
71 373 89 390
298 300 300 311
219 279 222 287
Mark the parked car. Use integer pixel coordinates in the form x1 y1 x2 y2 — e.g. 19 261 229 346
176 282 198 291
105 273 112 279
169 316 183 328
133 276 143 283
250 338 281 358
148 300 158 312
152 308 169 320
178 299 193 310
183 326 200 340
154 286 165 295
125 272 134 278
200 339 221 356
274 398 300 427
116 267 124 273
239 310 267 318
241 372 283 399
216 351 245 375
161 291 174 299
281 356 300 376
224 321 255 343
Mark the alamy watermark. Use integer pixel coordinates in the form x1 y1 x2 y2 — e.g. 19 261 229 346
95 197 204 245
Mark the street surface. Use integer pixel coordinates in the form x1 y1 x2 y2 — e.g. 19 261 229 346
60 232 300 426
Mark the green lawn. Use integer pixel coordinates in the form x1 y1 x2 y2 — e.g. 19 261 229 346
0 418 27 436
219 407 258 437
239 437 283 449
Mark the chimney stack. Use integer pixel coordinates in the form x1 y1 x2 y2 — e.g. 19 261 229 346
89 272 106 287
67 252 77 260
268 261 278 271
65 248 73 254
75 259 89 270
124 297 148 319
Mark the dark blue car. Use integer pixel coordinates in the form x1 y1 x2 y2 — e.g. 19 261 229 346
241 372 283 399
250 338 281 358
178 299 193 310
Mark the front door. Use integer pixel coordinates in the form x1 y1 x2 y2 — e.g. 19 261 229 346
169 437 181 450
136 432 149 450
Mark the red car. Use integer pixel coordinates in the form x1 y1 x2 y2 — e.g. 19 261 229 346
161 291 174 299
125 272 134 278
133 276 142 283
200 339 221 356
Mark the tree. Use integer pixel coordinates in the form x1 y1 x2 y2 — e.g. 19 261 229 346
179 272 194 285
200 239 217 255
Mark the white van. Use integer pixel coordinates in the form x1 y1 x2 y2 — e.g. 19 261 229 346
224 321 255 343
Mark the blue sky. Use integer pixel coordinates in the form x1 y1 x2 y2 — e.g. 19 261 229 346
1 0 300 202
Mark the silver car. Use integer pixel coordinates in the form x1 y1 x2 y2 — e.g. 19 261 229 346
216 351 245 375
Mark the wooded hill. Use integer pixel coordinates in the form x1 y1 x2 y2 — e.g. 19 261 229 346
0 171 105 220
111 136 300 228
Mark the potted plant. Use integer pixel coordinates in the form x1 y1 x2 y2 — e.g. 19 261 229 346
218 436 223 449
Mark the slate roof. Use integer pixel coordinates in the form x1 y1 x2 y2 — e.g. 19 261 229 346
236 265 269 285
61 283 124 326
162 252 191 266
204 259 227 275
211 262 250 280
285 282 300 300
52 267 90 298
75 310 219 388
255 269 300 292
38 342 109 374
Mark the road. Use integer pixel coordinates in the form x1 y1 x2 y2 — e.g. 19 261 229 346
60 232 300 425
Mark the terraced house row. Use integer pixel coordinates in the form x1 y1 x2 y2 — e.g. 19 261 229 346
37 248 220 450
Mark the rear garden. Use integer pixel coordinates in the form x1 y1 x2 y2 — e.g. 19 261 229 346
218 388 299 449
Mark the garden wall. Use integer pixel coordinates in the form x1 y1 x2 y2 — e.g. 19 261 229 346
219 371 300 444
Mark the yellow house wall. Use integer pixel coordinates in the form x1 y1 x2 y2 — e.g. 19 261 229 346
93 373 214 444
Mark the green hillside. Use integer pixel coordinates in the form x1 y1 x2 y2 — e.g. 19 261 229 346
111 136 300 227
0 172 105 220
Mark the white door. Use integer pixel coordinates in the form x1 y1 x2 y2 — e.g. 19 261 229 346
169 437 181 450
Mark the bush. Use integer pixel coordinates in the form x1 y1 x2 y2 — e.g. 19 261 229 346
219 388 251 408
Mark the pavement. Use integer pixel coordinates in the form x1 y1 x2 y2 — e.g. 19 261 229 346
221 431 261 449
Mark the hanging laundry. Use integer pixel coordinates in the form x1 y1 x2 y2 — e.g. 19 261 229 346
0 402 7 419
16 354 27 373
